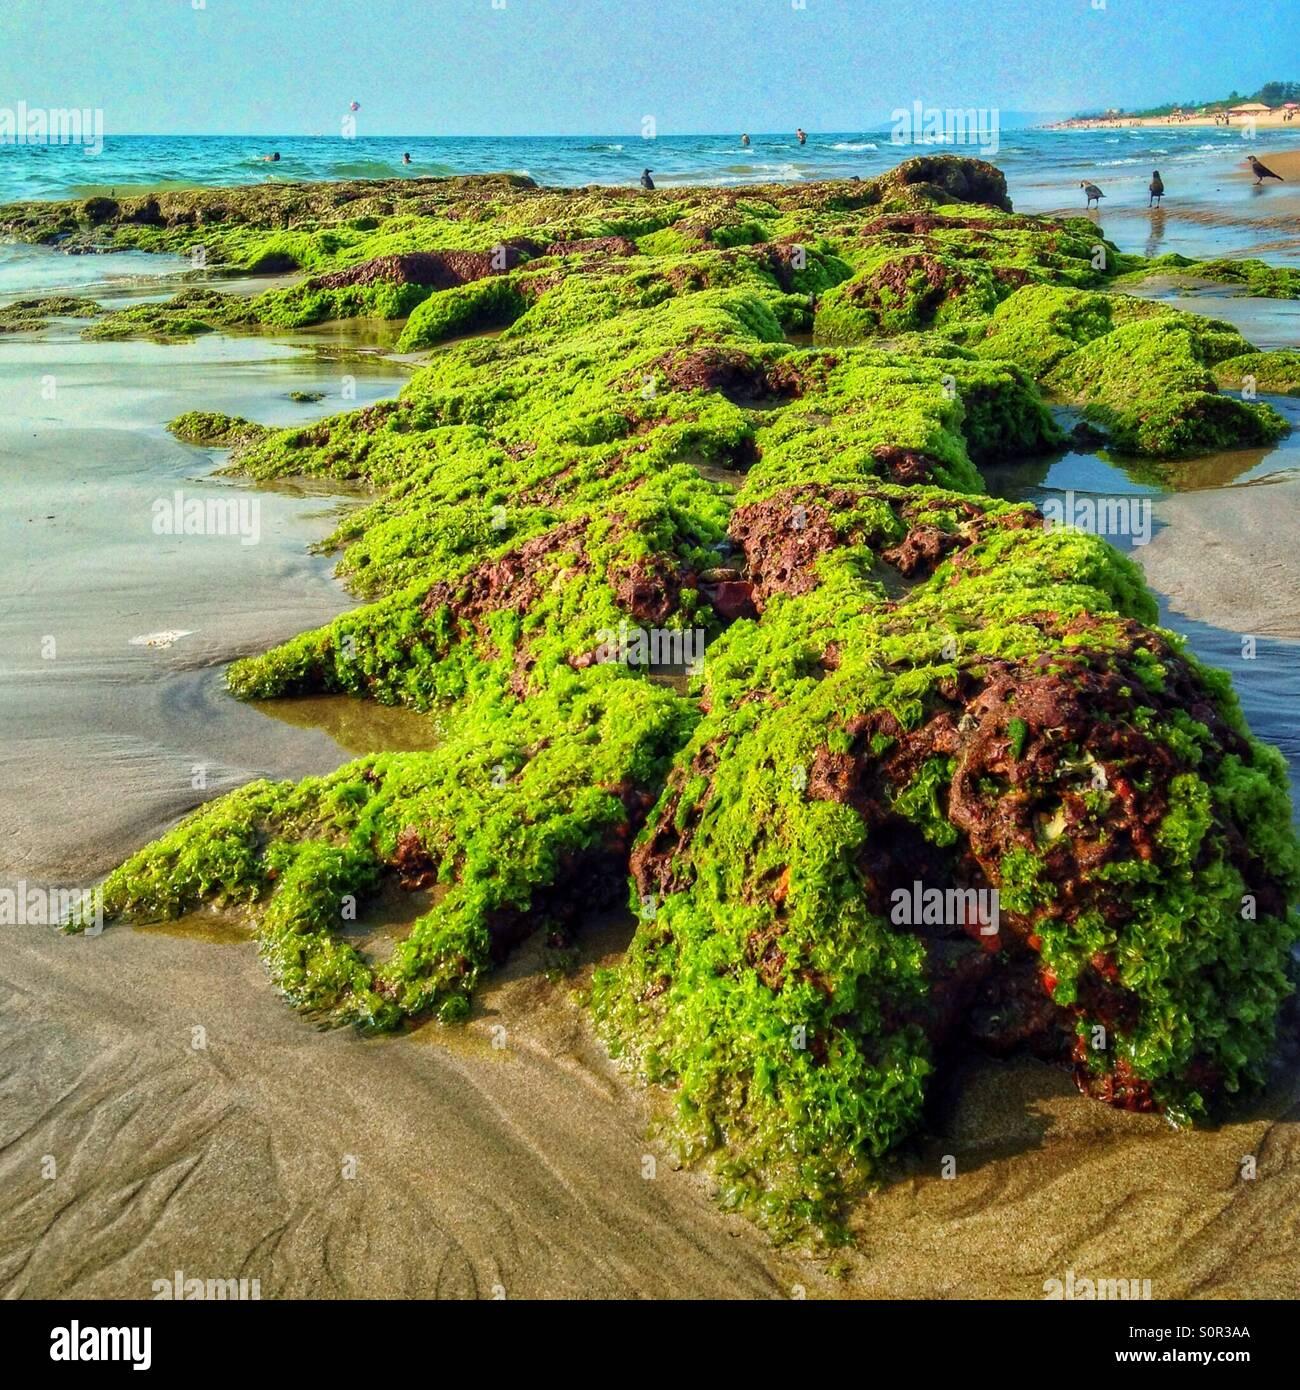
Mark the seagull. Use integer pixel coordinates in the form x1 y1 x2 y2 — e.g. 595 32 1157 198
640 168 655 190
1149 170 1164 207
1081 180 1105 209
1248 156 1283 184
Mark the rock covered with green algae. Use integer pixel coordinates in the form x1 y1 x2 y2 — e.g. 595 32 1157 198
1113 253 1300 301
56 156 1300 1237
0 294 100 332
99 667 694 1028
975 285 1292 456
593 480 1298 1231
225 462 734 707
22 158 1293 462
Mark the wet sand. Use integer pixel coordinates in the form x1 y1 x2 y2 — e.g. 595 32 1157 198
3 905 1297 1299
844 1057 1300 1299
0 320 409 881
0 916 807 1299
1015 140 1300 263
1138 472 1300 640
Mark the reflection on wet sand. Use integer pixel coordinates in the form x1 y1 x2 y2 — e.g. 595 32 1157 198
1143 205 1167 258
0 313 411 883
247 693 443 756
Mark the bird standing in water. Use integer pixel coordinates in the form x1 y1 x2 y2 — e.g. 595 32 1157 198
1081 180 1105 209
1148 170 1164 207
1248 156 1283 184
640 168 655 190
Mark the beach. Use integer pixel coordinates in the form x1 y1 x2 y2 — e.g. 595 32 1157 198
4 905 1298 1299
1056 112 1300 132
1 141 1298 1301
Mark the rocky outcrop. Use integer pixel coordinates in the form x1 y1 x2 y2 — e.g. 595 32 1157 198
68 155 1299 1239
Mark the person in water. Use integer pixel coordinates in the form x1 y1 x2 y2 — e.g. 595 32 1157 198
741 133 750 146
402 152 412 165
640 168 655 190
261 151 280 162
796 127 806 144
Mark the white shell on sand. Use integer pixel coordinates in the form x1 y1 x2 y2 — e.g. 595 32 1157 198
128 630 195 649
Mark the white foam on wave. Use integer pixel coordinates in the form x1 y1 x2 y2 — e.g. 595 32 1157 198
831 141 878 151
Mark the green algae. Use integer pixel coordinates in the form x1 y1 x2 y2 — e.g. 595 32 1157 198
1114 254 1300 300
0 294 101 332
226 463 733 707
977 285 1289 456
82 287 259 341
1214 350 1300 396
594 488 1297 1231
395 276 527 349
43 155 1300 1240
169 411 269 449
99 667 695 1029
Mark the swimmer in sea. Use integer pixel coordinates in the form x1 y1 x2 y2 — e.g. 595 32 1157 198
261 151 280 162
403 152 412 165
796 127 807 145
741 133 750 146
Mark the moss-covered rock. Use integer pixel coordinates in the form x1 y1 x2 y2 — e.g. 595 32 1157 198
978 285 1289 456
0 294 100 332
1214 349 1300 396
595 481 1298 1232
46 155 1299 1240
100 667 695 1029
82 287 258 341
1114 253 1300 300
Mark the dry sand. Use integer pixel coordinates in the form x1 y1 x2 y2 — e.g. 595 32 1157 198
1231 149 1300 181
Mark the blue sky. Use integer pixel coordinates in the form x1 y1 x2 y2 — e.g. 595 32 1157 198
2 0 1297 136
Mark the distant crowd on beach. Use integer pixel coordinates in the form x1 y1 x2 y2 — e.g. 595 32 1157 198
1054 105 1300 131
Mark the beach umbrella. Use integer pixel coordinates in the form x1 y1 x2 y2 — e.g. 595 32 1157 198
1230 102 1271 114
1285 102 1299 110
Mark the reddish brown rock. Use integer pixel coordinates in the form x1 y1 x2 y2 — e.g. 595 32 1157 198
313 245 533 291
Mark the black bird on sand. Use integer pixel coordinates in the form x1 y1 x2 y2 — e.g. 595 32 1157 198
1248 155 1283 184
1081 180 1105 209
640 168 655 190
1149 170 1164 207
